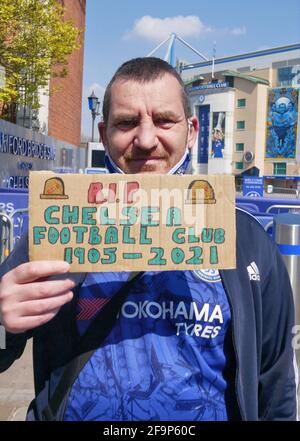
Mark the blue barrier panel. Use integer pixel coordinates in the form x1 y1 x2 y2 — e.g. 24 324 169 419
277 244 300 255
0 188 28 243
254 213 274 236
242 177 264 197
236 196 300 214
236 201 260 214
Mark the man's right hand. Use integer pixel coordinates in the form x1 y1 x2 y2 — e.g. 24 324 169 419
0 261 75 334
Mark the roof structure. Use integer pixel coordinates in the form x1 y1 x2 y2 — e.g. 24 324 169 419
222 70 269 85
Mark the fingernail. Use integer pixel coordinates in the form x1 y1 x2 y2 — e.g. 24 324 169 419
61 261 70 271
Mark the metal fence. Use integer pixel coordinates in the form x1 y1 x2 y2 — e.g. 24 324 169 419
236 196 300 237
0 209 28 264
0 212 13 264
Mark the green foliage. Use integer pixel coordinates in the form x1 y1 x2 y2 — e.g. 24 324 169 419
0 0 82 121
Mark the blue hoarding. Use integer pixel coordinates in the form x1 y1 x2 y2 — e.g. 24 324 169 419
198 105 210 164
265 87 298 160
243 177 264 197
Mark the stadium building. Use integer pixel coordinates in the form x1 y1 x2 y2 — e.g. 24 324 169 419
181 43 300 190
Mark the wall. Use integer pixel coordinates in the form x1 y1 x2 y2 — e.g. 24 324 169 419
47 0 86 147
0 119 86 189
232 79 255 173
254 83 268 175
232 78 269 175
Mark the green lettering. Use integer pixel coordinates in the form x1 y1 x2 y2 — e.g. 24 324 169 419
214 228 225 244
141 206 159 226
186 246 203 264
166 207 182 226
172 228 185 244
74 247 85 264
123 252 142 259
64 247 72 263
104 226 118 244
171 247 185 264
60 227 70 244
88 226 101 245
210 246 219 264
101 247 117 264
120 206 138 225
44 206 59 224
140 226 152 244
188 227 200 243
33 226 46 244
148 247 166 265
88 248 100 264
62 205 79 224
48 227 59 244
73 226 88 244
123 226 135 244
201 228 213 243
82 207 97 225
99 207 115 225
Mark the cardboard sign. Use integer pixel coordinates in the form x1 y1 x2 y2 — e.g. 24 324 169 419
29 172 236 272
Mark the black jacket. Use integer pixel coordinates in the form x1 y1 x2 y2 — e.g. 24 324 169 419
0 209 297 420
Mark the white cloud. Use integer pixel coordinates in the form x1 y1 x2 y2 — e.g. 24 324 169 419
123 15 212 43
123 15 247 43
230 26 246 36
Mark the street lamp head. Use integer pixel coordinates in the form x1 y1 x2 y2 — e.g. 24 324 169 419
88 91 101 142
88 90 99 112
96 99 101 115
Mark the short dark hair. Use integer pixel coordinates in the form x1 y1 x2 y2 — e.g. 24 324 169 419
102 57 191 124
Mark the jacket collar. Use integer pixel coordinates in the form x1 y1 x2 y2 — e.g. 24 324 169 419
104 148 192 175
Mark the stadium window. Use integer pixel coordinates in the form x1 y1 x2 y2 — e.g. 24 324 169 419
273 163 286 175
235 162 244 170
236 143 245 152
237 98 246 108
277 66 300 86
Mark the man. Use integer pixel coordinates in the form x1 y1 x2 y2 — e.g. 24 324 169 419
211 112 225 159
0 58 297 421
211 128 224 158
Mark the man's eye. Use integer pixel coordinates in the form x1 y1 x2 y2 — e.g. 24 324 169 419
155 119 174 127
115 120 136 129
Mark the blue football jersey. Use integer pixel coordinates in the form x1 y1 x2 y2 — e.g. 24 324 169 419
64 269 231 421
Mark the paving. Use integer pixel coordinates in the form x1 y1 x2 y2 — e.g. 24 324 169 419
0 340 34 421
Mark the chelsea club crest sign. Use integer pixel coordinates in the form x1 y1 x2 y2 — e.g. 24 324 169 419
193 269 221 283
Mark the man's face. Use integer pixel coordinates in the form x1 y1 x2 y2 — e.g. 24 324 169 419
278 103 287 114
100 74 198 174
213 130 222 140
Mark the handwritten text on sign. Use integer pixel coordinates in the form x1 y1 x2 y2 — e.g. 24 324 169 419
29 172 236 271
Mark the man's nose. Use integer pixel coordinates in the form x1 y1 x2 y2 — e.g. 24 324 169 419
133 123 158 150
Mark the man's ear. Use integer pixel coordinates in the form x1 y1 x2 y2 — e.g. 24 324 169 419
98 121 107 148
187 116 199 151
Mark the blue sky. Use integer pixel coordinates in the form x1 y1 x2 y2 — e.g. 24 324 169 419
81 0 300 138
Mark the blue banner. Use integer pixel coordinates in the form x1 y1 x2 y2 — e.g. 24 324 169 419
211 112 226 158
190 82 228 91
242 177 264 197
198 105 210 164
265 87 298 160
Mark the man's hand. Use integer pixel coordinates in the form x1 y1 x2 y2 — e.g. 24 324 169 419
0 261 75 334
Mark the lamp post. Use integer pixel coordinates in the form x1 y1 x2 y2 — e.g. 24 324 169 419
88 90 100 142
